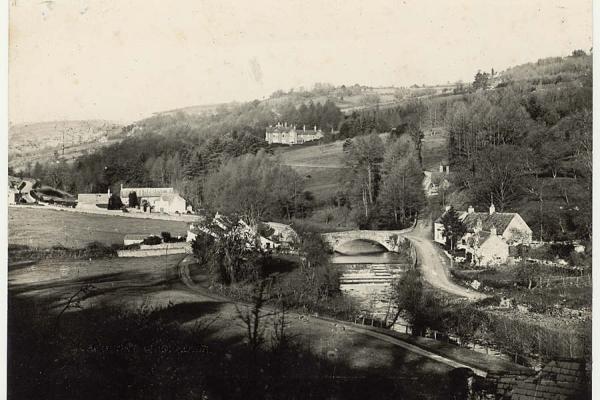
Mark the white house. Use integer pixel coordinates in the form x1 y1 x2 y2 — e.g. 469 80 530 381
434 204 532 265
8 188 17 205
423 165 450 197
464 227 510 266
186 213 297 251
265 122 324 145
153 193 188 214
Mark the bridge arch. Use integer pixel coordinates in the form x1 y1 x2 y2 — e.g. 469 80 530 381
321 230 408 253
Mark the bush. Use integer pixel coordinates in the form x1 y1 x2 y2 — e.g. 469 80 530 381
161 231 172 242
83 241 117 258
142 236 162 246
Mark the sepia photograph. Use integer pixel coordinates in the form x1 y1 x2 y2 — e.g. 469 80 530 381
4 1 595 399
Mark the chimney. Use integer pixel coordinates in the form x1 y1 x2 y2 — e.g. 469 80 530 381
490 226 497 236
489 203 495 215
303 124 306 131
445 165 450 173
468 205 474 214
439 165 444 172
314 125 317 131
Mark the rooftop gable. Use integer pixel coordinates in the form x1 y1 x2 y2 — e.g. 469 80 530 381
461 212 517 235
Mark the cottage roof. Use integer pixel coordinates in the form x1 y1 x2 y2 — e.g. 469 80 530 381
429 171 448 184
121 187 173 198
266 126 293 134
265 222 298 242
159 193 184 203
266 125 322 135
509 359 588 399
461 212 516 235
297 130 321 136
124 234 153 241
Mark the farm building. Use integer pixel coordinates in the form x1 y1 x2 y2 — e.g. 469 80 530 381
8 188 17 205
434 204 532 266
153 193 187 214
265 122 324 145
123 234 149 246
422 165 450 197
264 222 299 249
186 213 297 251
120 185 190 214
77 191 110 209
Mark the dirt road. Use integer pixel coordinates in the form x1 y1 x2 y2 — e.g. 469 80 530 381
402 220 487 300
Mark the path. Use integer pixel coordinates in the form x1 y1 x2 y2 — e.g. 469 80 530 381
401 220 487 300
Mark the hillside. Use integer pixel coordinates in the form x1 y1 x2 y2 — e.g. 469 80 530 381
8 120 124 170
153 84 457 118
275 140 347 201
15 53 592 243
275 133 399 202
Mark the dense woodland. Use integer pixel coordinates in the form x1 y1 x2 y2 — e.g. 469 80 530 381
17 51 592 242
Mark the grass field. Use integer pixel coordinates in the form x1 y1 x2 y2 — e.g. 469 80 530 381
275 134 390 202
275 139 347 201
9 207 190 248
421 129 449 172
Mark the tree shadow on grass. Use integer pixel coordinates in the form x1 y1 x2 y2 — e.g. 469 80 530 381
8 290 458 400
8 268 187 309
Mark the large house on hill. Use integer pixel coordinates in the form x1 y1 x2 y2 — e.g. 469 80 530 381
434 204 532 266
265 122 324 145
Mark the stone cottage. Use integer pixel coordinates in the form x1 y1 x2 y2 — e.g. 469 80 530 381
434 204 532 266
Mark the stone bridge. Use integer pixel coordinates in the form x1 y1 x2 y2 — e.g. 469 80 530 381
322 227 413 253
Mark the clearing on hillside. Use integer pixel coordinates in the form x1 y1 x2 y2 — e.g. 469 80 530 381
421 128 449 172
274 133 391 201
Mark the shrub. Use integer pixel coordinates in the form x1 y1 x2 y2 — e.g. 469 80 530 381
161 231 172 242
83 241 117 258
142 236 162 246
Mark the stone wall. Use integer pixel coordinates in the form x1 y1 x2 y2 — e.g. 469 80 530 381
77 193 109 207
117 247 189 257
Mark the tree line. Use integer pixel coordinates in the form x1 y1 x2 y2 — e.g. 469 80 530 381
341 133 425 229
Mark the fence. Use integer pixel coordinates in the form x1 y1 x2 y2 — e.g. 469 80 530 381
538 274 592 288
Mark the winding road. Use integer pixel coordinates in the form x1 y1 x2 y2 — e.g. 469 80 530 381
402 219 487 300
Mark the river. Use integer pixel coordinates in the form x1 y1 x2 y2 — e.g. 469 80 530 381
331 239 411 332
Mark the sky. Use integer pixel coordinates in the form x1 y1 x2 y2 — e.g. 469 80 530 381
8 0 593 124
